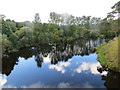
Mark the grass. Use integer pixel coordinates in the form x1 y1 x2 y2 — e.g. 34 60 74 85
96 35 120 72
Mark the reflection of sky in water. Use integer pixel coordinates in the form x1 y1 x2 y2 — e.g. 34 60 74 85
0 74 7 89
1 53 107 88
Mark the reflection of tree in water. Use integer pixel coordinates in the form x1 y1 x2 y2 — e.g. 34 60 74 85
2 38 107 76
2 47 37 76
2 44 52 76
49 39 101 64
101 71 120 88
35 53 43 68
2 53 19 76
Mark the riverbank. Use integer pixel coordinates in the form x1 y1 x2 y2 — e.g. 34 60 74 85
96 36 120 72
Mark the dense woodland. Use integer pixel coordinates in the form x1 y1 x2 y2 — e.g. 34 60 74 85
0 1 119 55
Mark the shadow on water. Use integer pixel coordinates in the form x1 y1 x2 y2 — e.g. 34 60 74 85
2 38 119 88
97 67 120 88
101 70 120 88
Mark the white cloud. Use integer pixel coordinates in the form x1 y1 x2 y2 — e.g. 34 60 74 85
74 62 101 75
49 61 70 74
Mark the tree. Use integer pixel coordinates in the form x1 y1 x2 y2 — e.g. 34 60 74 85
99 19 112 38
85 16 91 29
111 1 120 15
6 20 17 32
2 20 13 36
75 17 81 25
0 14 6 19
105 1 120 37
34 13 41 23
9 33 18 50
111 1 120 35
15 27 34 47
73 26 87 39
2 34 12 53
48 12 61 25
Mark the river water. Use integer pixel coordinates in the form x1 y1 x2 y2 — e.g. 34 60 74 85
1 38 120 88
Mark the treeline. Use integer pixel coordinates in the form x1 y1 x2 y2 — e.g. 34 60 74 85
0 1 119 54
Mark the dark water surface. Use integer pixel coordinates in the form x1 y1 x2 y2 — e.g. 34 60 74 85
1 38 120 88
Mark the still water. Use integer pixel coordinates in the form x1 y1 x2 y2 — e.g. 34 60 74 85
1 38 120 88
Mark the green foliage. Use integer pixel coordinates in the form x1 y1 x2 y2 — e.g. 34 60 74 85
2 20 13 36
73 26 86 39
111 1 120 14
2 34 12 53
99 19 118 38
15 27 34 47
6 21 17 32
51 28 64 41
9 33 18 50
49 12 61 25
1 1 119 54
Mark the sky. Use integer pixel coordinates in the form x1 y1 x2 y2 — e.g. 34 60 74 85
0 0 119 22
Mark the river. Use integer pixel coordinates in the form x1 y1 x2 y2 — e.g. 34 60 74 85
1 38 119 88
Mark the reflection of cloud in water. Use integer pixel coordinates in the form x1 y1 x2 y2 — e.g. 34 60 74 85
22 82 71 88
74 62 108 76
49 61 70 74
0 74 17 89
58 82 71 88
1 80 103 88
3 85 17 88
21 82 97 88
101 71 108 76
43 54 51 63
22 82 51 88
82 82 93 88
0 74 7 89
74 62 100 74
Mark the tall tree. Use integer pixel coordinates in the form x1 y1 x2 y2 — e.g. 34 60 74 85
111 1 120 16
49 12 61 25
34 13 41 23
